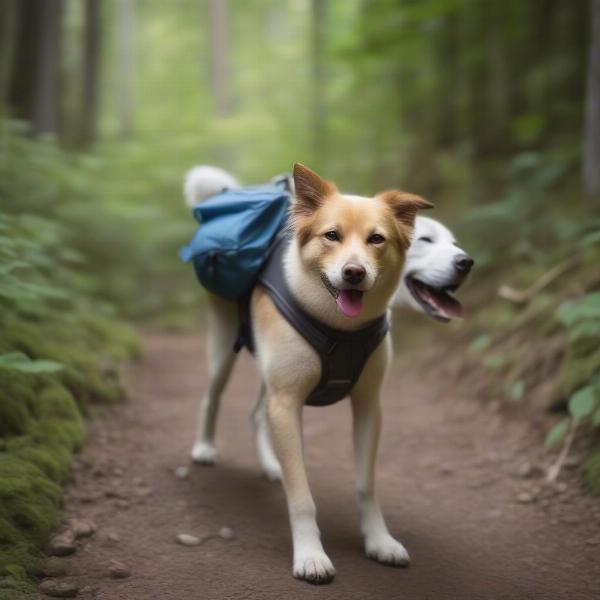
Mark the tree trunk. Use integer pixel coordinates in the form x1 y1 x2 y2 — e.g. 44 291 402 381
8 0 41 123
583 0 600 198
117 0 134 137
79 0 101 147
0 0 18 110
208 0 233 116
31 0 63 136
312 0 327 166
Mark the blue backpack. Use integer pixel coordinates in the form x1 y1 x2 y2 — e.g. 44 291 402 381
180 183 291 300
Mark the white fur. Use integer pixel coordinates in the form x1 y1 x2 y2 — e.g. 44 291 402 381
393 216 469 312
183 165 240 208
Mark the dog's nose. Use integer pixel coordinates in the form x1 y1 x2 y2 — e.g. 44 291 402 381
454 254 474 274
342 263 366 285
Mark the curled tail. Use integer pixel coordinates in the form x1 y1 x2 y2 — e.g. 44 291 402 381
183 165 240 208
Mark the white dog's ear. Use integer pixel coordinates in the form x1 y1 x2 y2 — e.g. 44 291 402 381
292 163 337 217
380 190 434 229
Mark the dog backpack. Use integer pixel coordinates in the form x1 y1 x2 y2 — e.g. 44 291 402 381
180 183 291 300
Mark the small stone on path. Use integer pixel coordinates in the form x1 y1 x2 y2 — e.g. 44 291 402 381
219 527 234 540
108 560 131 579
176 533 201 546
49 532 77 557
515 492 536 504
38 579 79 598
69 519 96 539
175 466 189 479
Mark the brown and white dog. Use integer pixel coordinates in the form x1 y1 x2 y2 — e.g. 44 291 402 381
187 163 440 583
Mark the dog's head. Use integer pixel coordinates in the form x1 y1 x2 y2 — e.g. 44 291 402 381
290 163 433 320
392 216 473 322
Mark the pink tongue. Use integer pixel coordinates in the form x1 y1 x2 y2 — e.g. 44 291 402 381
336 290 364 317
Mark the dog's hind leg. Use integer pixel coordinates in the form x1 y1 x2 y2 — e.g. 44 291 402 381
251 381 282 482
191 295 239 465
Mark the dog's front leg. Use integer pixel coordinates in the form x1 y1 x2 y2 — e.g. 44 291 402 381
351 392 410 567
268 394 335 584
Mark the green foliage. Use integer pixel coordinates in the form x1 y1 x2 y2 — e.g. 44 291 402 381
545 419 569 448
554 292 600 398
0 120 200 322
469 334 492 353
0 194 138 589
556 293 600 330
508 380 525 402
0 353 63 374
544 380 600 449
568 386 598 422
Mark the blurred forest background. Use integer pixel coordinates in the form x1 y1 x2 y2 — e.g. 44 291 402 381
1 0 600 595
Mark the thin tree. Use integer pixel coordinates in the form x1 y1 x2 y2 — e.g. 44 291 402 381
31 0 63 135
9 0 41 125
0 0 18 110
79 0 101 147
583 0 600 199
312 0 327 166
117 0 134 137
208 0 233 116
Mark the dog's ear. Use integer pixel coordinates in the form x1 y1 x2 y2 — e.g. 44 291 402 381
292 163 337 217
380 190 434 229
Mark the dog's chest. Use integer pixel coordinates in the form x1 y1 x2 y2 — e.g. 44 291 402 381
251 236 389 407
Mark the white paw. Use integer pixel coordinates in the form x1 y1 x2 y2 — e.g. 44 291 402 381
191 442 218 465
293 551 335 584
366 534 410 567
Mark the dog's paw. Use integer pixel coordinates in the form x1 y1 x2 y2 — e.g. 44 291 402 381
191 442 218 465
365 534 410 567
293 552 335 584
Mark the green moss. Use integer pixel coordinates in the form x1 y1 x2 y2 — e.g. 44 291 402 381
0 374 36 437
0 410 84 591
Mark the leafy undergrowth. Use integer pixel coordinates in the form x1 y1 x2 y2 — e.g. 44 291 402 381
450 160 600 492
0 211 139 597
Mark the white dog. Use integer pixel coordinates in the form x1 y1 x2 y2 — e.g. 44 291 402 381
183 165 472 584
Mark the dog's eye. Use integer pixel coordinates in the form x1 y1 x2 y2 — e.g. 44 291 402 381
418 236 433 243
324 230 340 242
368 233 385 245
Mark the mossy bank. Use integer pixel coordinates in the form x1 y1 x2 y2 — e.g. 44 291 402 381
0 211 139 598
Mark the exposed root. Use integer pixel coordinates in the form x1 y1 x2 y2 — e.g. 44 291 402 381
546 420 578 483
498 256 580 304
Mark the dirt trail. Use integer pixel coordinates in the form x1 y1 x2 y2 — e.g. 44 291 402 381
57 331 600 600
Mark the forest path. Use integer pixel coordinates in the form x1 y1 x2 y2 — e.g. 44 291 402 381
58 331 600 600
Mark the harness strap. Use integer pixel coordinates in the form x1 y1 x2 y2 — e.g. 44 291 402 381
257 233 389 407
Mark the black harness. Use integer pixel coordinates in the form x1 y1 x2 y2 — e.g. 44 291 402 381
236 234 389 407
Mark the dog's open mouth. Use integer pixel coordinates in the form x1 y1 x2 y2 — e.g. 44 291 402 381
406 276 463 322
321 274 364 318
